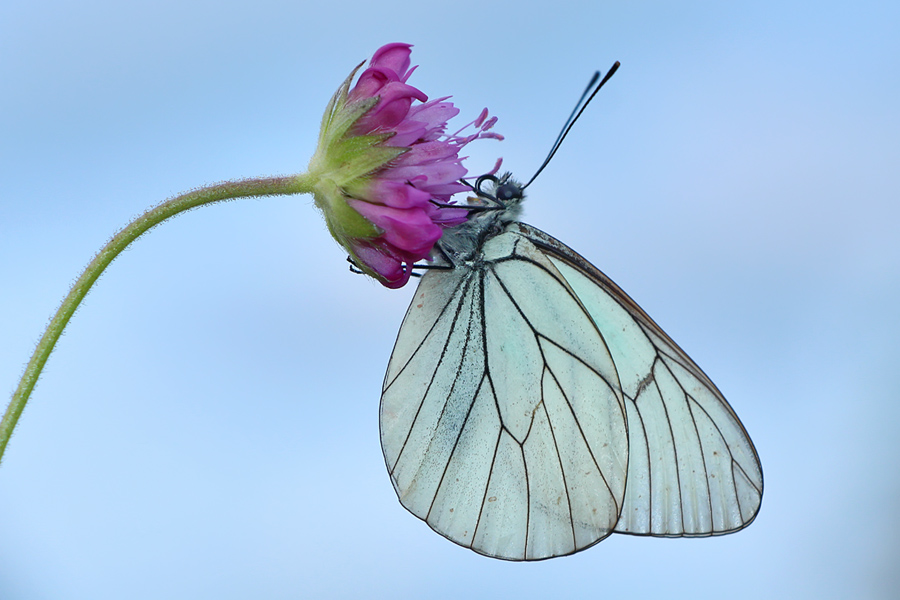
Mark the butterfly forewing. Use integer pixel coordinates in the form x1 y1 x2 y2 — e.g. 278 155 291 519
381 231 630 560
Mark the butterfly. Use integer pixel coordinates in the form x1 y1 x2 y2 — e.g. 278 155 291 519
378 64 763 561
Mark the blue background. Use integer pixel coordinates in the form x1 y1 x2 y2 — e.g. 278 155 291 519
2 0 898 598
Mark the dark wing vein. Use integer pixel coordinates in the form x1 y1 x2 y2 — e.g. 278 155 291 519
538 392 578 549
426 374 489 526
383 271 469 393
472 423 504 550
390 277 474 474
648 369 685 534
655 355 714 533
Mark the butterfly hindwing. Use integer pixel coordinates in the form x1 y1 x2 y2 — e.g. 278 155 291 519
517 223 763 537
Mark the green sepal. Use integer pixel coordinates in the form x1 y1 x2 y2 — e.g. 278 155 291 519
329 194 380 239
317 62 364 150
323 96 377 149
311 177 380 240
329 135 406 183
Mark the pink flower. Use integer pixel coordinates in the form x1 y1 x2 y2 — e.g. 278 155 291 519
308 43 501 288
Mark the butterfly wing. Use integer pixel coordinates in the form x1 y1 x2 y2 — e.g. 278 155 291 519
380 229 629 560
380 222 763 560
516 222 764 537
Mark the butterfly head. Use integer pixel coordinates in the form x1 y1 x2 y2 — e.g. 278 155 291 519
475 173 525 210
431 172 524 263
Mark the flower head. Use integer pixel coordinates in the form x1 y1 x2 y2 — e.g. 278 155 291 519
308 43 501 288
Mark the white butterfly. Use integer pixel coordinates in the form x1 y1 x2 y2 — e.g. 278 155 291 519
378 65 762 560
379 174 763 560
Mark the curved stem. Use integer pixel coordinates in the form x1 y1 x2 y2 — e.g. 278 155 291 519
0 173 314 464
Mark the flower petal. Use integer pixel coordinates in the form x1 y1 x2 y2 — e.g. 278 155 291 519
387 120 429 147
348 200 442 255
348 178 433 209
407 101 460 132
393 140 460 166
351 241 411 288
353 80 428 132
383 161 468 187
425 203 469 226
369 43 413 80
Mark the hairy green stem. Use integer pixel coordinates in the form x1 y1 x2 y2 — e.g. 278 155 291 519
0 173 314 464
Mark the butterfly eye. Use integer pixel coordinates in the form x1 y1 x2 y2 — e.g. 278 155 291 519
496 182 523 202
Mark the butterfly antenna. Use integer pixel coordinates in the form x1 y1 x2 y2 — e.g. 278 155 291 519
522 61 620 190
